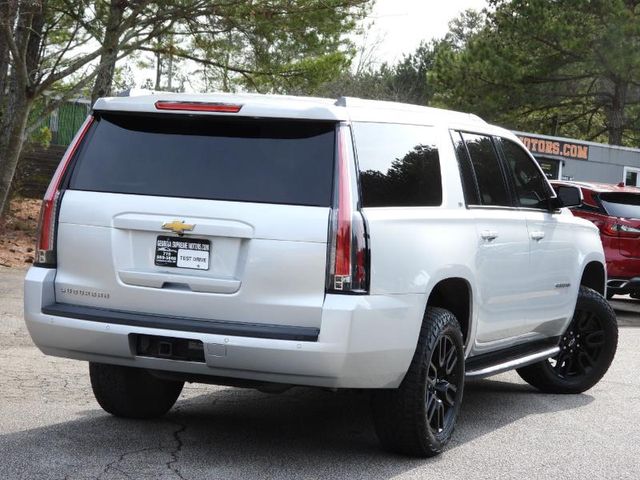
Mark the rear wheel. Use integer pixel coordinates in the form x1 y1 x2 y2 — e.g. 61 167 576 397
517 286 617 394
371 308 464 457
89 363 184 418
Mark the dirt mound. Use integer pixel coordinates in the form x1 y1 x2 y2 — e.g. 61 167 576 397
0 198 41 269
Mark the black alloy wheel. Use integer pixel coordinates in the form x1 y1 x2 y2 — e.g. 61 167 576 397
517 286 617 394
371 307 465 457
426 335 461 434
550 308 605 379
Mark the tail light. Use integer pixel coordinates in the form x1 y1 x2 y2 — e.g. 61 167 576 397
600 218 640 238
326 125 369 294
35 115 94 267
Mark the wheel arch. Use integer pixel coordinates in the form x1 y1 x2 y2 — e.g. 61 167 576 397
580 261 606 296
426 277 473 347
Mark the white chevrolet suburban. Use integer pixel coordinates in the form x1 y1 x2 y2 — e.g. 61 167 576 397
24 93 618 457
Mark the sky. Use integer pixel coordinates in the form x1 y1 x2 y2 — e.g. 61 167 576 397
364 0 489 64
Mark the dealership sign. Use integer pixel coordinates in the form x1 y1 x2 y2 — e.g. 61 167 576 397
518 135 589 161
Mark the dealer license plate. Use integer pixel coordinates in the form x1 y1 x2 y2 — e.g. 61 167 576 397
155 235 210 271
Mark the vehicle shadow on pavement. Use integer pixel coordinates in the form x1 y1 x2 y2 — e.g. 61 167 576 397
0 377 593 479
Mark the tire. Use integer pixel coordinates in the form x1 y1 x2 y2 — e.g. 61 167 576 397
517 286 618 394
371 307 465 457
89 363 184 418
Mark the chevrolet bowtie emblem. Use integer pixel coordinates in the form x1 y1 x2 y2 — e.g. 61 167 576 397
161 220 195 235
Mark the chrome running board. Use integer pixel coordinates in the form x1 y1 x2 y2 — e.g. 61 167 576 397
465 346 560 379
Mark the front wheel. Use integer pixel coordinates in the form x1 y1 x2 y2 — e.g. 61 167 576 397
517 286 618 394
371 307 465 457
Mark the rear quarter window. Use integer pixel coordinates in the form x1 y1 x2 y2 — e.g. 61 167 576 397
352 122 442 207
68 113 336 207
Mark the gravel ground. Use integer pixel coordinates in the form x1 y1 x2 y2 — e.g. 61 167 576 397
1 266 639 479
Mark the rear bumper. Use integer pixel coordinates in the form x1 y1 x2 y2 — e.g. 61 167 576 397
607 277 640 295
605 254 640 282
24 267 425 389
41 303 320 342
605 252 640 295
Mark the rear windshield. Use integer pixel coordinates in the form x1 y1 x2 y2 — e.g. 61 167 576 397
68 113 336 207
600 192 640 219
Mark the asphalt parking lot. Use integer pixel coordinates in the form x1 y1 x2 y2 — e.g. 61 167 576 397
1 266 639 479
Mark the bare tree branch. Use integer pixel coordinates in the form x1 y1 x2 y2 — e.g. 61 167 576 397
137 46 304 78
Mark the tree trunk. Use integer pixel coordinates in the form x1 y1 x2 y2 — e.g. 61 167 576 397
607 80 627 146
0 92 32 218
90 0 126 104
155 50 163 90
167 50 173 91
25 0 45 82
0 0 44 217
0 1 18 102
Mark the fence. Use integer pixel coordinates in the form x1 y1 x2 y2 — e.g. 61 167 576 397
31 100 91 146
16 99 90 198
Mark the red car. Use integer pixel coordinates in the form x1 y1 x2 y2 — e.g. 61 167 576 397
552 181 640 299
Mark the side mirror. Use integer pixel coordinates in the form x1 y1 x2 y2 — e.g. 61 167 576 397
550 185 582 209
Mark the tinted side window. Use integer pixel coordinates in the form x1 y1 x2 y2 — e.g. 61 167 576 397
451 131 480 205
500 138 551 209
573 200 602 214
461 133 511 207
352 123 442 207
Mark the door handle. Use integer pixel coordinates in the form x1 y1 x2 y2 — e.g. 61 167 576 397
530 231 545 241
480 230 499 241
